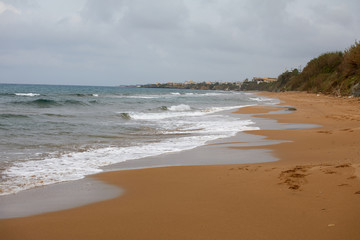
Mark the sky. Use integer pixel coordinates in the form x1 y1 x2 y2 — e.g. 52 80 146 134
0 0 359 86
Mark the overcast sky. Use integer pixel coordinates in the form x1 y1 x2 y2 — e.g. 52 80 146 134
0 0 359 86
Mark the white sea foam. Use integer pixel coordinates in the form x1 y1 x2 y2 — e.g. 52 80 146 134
191 92 225 96
208 105 253 112
108 91 232 100
129 111 204 120
168 104 191 111
0 118 258 196
15 93 40 97
108 94 162 99
128 105 251 121
127 95 163 99
250 97 280 104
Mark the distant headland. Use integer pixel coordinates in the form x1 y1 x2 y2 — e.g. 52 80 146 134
140 41 360 97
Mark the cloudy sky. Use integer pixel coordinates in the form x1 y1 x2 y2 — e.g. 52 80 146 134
0 0 359 86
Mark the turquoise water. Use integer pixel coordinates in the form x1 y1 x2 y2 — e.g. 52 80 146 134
0 84 278 195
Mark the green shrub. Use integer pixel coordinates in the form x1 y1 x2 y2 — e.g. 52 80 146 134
340 41 360 78
238 41 359 96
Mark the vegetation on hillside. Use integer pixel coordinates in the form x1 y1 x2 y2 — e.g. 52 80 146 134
141 42 360 96
141 82 241 91
241 41 360 96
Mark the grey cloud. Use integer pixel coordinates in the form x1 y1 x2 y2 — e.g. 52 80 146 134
80 0 126 24
123 0 188 30
0 0 359 85
1 0 38 9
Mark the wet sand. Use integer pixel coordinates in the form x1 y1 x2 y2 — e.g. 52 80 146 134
1 92 360 240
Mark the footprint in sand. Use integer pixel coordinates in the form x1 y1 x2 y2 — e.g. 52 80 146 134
335 164 351 168
340 128 354 132
317 130 332 134
279 166 310 190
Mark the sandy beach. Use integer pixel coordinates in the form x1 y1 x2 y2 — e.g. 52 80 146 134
1 92 360 240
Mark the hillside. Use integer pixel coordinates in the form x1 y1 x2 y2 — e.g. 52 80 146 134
241 41 360 96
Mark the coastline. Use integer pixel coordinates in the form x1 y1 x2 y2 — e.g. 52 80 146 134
1 92 360 239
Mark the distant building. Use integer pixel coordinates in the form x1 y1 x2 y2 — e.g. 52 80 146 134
252 77 277 84
184 80 196 85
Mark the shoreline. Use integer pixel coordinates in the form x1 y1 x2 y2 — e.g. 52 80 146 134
0 101 297 218
1 92 360 239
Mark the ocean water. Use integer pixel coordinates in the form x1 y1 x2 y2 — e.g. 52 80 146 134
0 84 278 195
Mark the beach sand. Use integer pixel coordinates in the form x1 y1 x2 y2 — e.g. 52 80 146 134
1 92 360 240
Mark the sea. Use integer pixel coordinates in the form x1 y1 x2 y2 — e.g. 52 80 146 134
0 83 279 196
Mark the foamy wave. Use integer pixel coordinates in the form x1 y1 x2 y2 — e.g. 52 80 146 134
0 118 259 196
168 104 191 111
110 91 230 100
250 97 280 104
190 92 225 96
126 95 163 99
129 111 204 120
207 105 252 112
159 114 257 137
128 105 251 121
15 93 40 97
